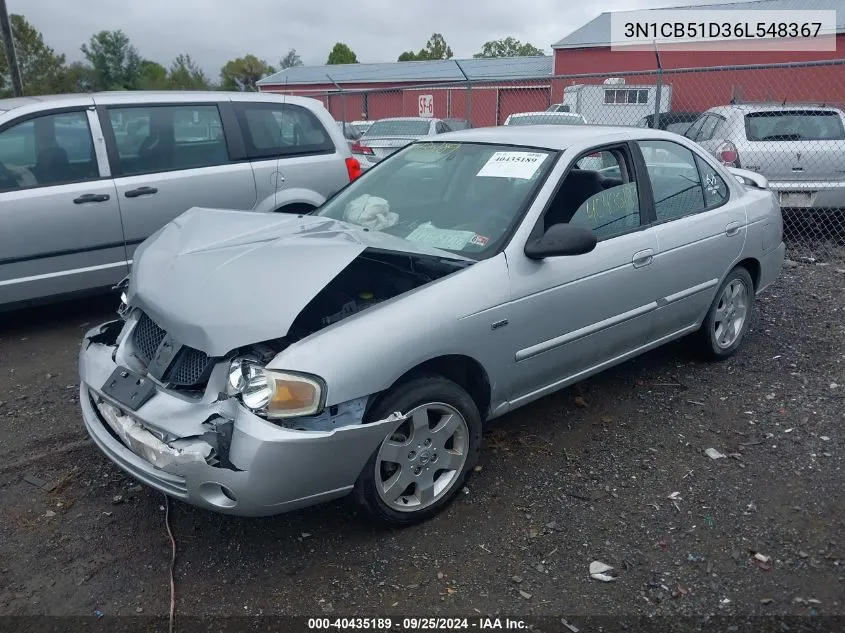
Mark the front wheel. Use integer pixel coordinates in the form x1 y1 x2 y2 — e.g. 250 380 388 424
354 376 482 527
694 266 754 360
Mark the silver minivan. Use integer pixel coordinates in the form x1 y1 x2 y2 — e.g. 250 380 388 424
0 91 358 310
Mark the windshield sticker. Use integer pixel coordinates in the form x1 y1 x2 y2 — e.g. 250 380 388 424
406 223 476 250
476 151 548 179
343 195 398 231
470 234 489 247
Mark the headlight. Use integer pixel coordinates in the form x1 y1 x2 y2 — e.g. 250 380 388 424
226 357 324 419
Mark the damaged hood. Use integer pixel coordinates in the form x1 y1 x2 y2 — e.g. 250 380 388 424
128 207 467 357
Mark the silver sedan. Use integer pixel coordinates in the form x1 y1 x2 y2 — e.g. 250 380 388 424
79 125 785 526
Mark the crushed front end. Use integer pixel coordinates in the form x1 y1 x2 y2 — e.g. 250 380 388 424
78 308 403 517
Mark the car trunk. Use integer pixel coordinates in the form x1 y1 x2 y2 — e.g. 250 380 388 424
361 136 418 160
740 110 845 182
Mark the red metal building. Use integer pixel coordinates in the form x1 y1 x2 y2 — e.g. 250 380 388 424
551 0 845 113
257 57 554 127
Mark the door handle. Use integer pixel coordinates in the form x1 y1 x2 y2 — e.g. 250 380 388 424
125 186 158 198
632 248 654 268
725 221 742 237
73 193 110 204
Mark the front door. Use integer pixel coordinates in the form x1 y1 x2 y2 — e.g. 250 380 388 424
504 144 660 407
97 101 257 260
0 108 125 305
635 139 747 342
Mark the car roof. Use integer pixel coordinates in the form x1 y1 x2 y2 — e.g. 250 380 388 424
509 111 581 117
432 124 653 150
706 103 845 115
0 90 321 113
371 117 437 122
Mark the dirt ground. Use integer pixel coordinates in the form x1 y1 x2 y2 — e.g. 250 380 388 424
1 261 843 626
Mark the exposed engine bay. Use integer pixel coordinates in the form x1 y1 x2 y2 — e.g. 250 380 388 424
286 249 469 342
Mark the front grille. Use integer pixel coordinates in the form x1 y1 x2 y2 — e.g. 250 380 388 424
132 311 215 389
133 312 166 363
167 347 213 387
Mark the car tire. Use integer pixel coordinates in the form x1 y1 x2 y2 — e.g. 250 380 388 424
354 375 482 527
695 266 755 360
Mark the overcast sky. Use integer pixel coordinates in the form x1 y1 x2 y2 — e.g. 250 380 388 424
14 0 729 77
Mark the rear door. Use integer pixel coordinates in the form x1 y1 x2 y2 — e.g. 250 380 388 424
636 139 746 341
739 108 845 182
0 106 125 305
230 100 348 211
97 99 257 258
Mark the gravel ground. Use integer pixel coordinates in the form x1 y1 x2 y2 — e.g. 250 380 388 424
0 261 843 625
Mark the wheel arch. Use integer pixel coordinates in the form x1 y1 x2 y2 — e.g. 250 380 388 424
368 354 492 422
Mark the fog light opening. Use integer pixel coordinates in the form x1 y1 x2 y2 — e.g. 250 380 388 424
197 482 237 509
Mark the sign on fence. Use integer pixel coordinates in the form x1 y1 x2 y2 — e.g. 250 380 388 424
418 94 433 118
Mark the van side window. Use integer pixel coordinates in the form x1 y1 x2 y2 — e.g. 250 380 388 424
0 111 98 192
106 104 228 176
234 103 334 159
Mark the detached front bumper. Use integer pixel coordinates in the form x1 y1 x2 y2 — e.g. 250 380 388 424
78 321 400 517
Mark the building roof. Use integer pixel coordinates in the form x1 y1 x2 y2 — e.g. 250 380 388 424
257 56 552 87
553 0 845 49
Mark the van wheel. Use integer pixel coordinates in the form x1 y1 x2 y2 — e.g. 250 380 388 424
695 266 754 360
354 376 482 527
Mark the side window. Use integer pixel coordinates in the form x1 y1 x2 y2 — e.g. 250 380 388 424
684 115 706 140
695 155 729 207
0 111 98 192
638 140 706 222
107 104 228 176
544 148 641 241
697 115 720 141
234 103 334 159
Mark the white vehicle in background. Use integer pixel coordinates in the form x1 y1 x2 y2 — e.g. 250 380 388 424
352 117 451 169
503 112 587 126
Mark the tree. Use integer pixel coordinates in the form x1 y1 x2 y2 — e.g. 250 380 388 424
397 33 453 61
168 54 210 90
279 48 302 69
137 59 168 89
81 30 142 90
0 14 67 97
474 37 545 58
219 54 274 91
326 43 357 65
54 61 97 93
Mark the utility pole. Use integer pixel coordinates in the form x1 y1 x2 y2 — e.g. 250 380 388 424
0 0 23 97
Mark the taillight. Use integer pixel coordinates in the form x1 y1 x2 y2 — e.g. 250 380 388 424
345 157 362 181
718 141 739 166
350 141 374 156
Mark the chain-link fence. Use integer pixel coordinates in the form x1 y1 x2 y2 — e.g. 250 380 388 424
278 58 845 261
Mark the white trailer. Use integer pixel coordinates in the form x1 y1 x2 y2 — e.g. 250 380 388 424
561 79 672 126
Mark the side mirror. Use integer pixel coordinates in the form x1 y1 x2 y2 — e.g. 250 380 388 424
524 223 597 260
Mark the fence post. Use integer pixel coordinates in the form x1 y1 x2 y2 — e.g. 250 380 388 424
454 60 472 127
653 43 663 128
326 74 346 125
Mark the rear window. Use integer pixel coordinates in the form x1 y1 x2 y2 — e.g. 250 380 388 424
365 120 430 136
508 114 584 126
745 110 845 141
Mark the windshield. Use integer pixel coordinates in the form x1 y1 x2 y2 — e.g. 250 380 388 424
315 142 556 260
365 120 431 137
745 110 845 141
508 114 584 126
